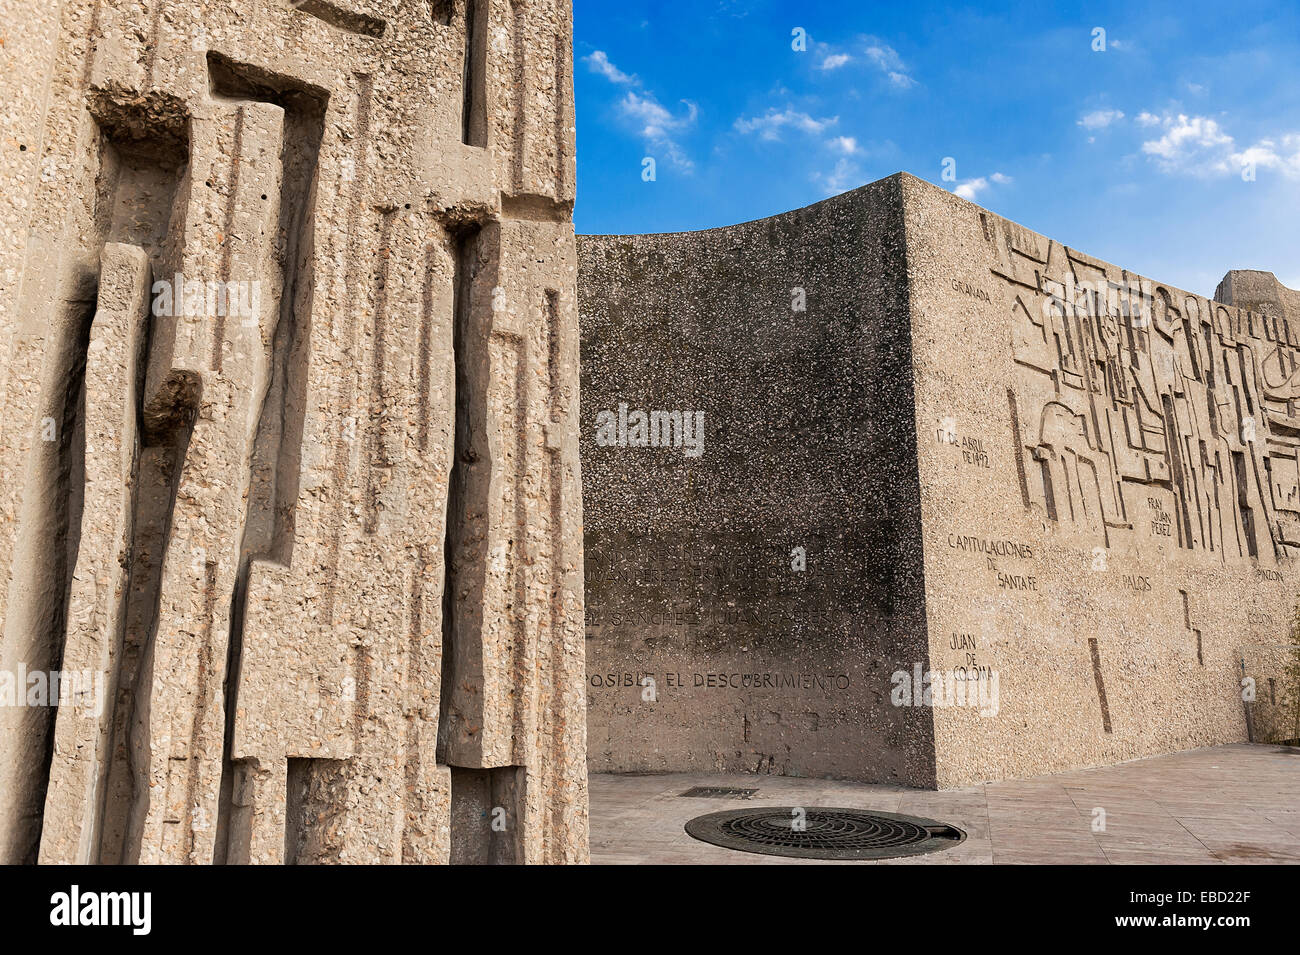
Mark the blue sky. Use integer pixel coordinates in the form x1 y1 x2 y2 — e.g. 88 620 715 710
573 0 1300 296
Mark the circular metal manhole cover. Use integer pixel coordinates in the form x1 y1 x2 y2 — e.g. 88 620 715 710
684 807 966 860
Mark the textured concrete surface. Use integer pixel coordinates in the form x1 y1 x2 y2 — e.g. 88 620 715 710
0 0 587 865
578 172 1299 791
590 743 1300 865
903 173 1299 785
579 177 935 787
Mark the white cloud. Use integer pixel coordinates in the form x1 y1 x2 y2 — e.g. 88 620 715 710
1231 134 1300 178
1078 109 1125 131
815 158 864 196
1141 113 1233 163
863 41 903 72
863 38 916 88
953 172 1012 201
584 50 636 86
736 107 872 191
584 51 697 171
734 108 839 141
803 34 915 86
1134 111 1300 179
620 91 698 171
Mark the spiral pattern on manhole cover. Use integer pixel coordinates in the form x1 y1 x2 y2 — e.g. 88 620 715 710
684 808 966 860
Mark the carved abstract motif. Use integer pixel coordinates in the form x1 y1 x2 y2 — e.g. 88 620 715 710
990 218 1298 564
0 0 585 865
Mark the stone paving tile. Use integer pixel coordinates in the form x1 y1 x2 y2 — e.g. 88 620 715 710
986 807 1091 826
590 743 1299 864
1204 842 1300 864
1100 845 1222 864
1259 812 1300 837
993 849 1109 865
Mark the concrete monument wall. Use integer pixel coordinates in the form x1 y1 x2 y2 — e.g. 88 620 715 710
579 171 1296 788
908 174 1295 786
579 177 936 787
0 0 587 864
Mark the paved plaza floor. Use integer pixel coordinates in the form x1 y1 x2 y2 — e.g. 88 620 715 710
590 744 1300 864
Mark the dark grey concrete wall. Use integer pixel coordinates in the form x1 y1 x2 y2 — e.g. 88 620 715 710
578 175 936 786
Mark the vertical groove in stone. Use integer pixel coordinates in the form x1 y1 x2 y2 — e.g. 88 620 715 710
510 0 527 189
362 208 398 536
1088 637 1113 734
438 223 484 766
461 0 486 147
543 287 564 863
